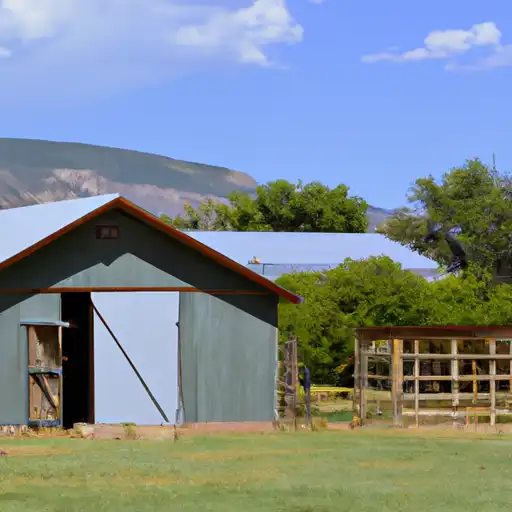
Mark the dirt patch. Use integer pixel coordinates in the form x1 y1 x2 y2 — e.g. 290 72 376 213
91 422 277 440
328 422 351 430
358 460 415 469
136 468 278 487
181 422 277 435
181 447 332 462
2 446 73 457
4 467 279 491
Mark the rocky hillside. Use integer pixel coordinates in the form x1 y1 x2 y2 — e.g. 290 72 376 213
366 205 395 231
0 138 394 230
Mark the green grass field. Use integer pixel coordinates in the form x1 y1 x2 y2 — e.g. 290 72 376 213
1 430 512 511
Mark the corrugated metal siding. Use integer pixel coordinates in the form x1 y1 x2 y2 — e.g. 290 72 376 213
179 293 277 423
0 296 27 425
0 210 267 292
92 292 179 425
0 206 287 426
20 294 61 323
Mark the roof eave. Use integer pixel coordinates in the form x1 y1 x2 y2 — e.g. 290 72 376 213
0 195 302 304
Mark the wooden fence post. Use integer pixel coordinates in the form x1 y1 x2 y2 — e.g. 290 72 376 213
392 339 403 427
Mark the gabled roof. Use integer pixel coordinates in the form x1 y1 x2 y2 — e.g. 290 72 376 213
0 195 301 304
0 194 120 264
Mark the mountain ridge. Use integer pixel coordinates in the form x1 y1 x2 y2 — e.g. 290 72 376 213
0 138 396 230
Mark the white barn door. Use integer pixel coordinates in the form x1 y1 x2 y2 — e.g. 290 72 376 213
92 292 179 425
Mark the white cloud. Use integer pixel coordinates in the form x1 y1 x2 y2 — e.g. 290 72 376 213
173 0 303 66
0 0 303 103
362 22 507 70
1 0 75 41
475 44 512 69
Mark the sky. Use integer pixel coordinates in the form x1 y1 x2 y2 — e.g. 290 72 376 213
1 0 511 208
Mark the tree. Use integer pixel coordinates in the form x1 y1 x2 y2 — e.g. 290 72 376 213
424 270 494 324
378 159 512 280
277 256 433 383
276 255 512 386
162 199 233 231
161 179 369 233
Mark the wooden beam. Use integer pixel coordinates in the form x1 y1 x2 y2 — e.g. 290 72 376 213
400 353 512 361
403 409 512 417
58 326 63 427
0 287 273 296
414 340 420 428
391 339 403 427
403 374 512 382
88 299 95 425
403 392 503 400
356 326 512 341
353 335 360 420
472 360 478 402
509 341 512 394
359 339 368 424
451 339 459 426
489 339 497 426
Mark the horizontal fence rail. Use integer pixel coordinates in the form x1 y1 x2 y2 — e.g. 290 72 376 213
355 337 512 428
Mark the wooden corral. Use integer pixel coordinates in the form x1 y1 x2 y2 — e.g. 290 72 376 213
355 326 512 428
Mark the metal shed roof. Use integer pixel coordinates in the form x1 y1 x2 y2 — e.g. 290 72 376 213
0 194 120 265
0 195 301 304
188 232 439 280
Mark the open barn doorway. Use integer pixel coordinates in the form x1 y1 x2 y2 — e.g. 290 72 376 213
92 292 179 425
61 292 94 429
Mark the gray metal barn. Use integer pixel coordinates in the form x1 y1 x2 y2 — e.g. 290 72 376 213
0 195 300 429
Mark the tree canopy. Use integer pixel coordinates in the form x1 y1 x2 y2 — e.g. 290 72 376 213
277 256 512 384
161 179 369 233
277 257 433 383
378 159 512 280
158 156 512 384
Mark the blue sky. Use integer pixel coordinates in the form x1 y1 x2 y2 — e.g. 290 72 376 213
1 0 511 208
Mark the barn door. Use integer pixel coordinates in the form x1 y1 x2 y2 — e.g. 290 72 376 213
92 292 179 425
26 325 63 427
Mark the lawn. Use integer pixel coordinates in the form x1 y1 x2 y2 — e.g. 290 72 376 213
1 429 512 511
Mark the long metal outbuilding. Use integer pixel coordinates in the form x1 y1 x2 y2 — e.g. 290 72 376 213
0 194 300 429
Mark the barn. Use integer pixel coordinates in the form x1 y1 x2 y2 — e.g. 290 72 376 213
0 195 300 430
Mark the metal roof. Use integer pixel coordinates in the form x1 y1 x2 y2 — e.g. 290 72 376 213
244 263 441 281
0 195 301 303
188 232 439 280
0 194 119 265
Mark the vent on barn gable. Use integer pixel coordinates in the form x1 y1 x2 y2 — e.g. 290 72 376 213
95 225 119 240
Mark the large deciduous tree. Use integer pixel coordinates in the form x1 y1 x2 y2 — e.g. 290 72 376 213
378 159 512 280
277 256 512 384
162 179 369 233
277 256 433 384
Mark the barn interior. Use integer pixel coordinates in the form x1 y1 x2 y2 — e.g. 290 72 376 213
61 292 93 429
26 292 93 430
27 291 180 430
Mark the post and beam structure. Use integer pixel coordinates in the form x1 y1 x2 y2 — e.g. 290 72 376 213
355 326 512 428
